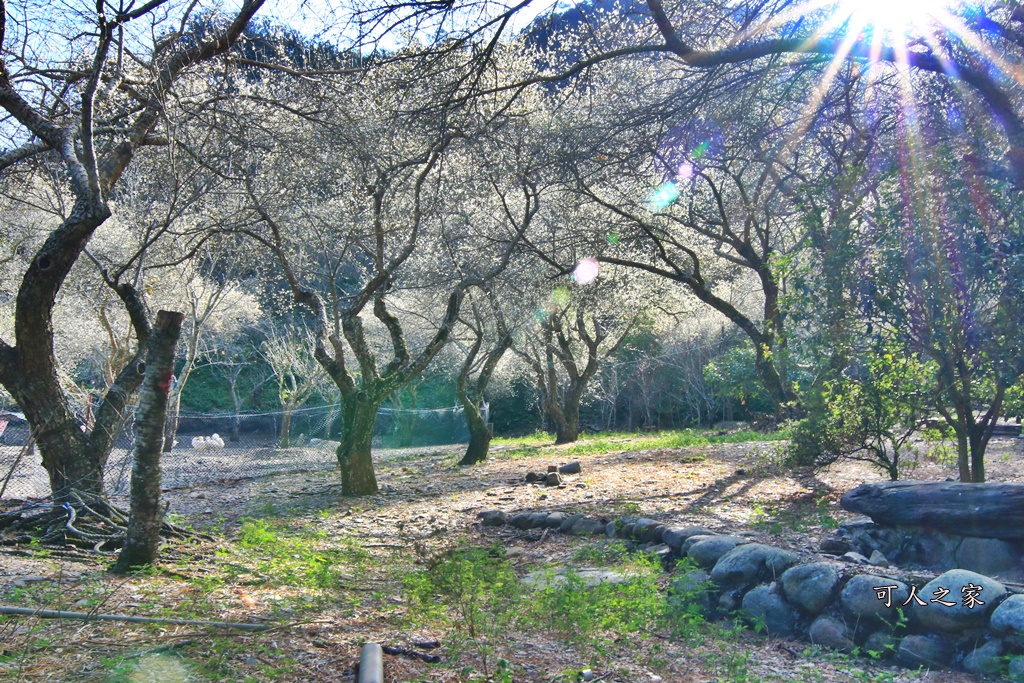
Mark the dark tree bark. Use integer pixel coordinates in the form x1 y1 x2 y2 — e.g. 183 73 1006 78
113 310 184 572
337 393 383 495
0 0 265 506
457 296 512 466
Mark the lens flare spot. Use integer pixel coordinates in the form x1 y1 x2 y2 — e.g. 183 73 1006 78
573 258 600 285
551 286 571 307
677 163 695 181
607 232 620 245
646 181 679 212
692 140 710 159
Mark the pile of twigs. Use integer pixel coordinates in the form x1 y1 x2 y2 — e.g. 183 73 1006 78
0 492 208 551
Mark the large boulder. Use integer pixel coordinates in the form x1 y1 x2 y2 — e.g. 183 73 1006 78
709 543 798 587
913 570 1005 632
781 563 840 616
841 481 1024 539
962 640 1003 676
740 585 798 638
954 537 1021 574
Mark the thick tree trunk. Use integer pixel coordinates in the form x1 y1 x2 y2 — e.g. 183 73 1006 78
337 395 380 495
553 391 582 445
458 394 491 466
114 310 183 572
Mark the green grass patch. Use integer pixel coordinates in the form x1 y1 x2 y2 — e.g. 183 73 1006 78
492 428 788 461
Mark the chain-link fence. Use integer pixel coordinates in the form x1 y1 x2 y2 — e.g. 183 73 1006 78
0 404 470 500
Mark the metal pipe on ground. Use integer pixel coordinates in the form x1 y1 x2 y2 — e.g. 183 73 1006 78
358 642 383 683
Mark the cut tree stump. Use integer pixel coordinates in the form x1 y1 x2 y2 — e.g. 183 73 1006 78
840 481 1024 539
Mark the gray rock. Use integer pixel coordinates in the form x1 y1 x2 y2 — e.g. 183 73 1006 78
643 544 673 562
740 585 798 638
897 528 961 569
1010 656 1024 683
781 563 839 616
709 543 798 587
477 510 507 526
808 615 854 652
895 634 951 669
863 631 899 659
617 523 635 539
606 521 618 537
688 536 747 569
842 551 870 564
819 538 851 556
631 518 660 541
954 537 1020 574
868 550 890 567
558 461 582 474
559 512 585 533
544 511 568 529
509 512 549 530
682 534 720 555
523 568 632 589
669 568 713 615
840 575 911 624
663 526 716 550
961 639 1003 676
990 593 1024 636
545 472 563 486
570 517 607 535
915 570 1005 632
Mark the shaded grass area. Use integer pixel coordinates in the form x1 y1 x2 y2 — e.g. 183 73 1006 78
491 428 790 461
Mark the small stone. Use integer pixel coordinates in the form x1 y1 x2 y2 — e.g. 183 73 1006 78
580 669 594 682
545 472 563 486
525 471 544 483
190 491 206 499
575 482 587 489
863 631 898 659
896 634 951 669
819 538 851 556
808 615 854 652
477 510 507 527
558 461 582 474
203 508 213 515
867 550 890 567
245 656 260 666
505 546 524 559
547 465 558 473
841 551 870 564
570 517 607 535
681 534 719 555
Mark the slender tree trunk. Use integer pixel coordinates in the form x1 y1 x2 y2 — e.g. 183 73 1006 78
337 395 380 495
163 388 180 452
279 404 294 448
113 310 183 572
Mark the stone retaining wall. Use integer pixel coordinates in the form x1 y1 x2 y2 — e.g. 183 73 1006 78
478 509 1024 681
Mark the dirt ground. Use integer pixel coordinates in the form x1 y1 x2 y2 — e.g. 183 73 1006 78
1 435 1021 683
